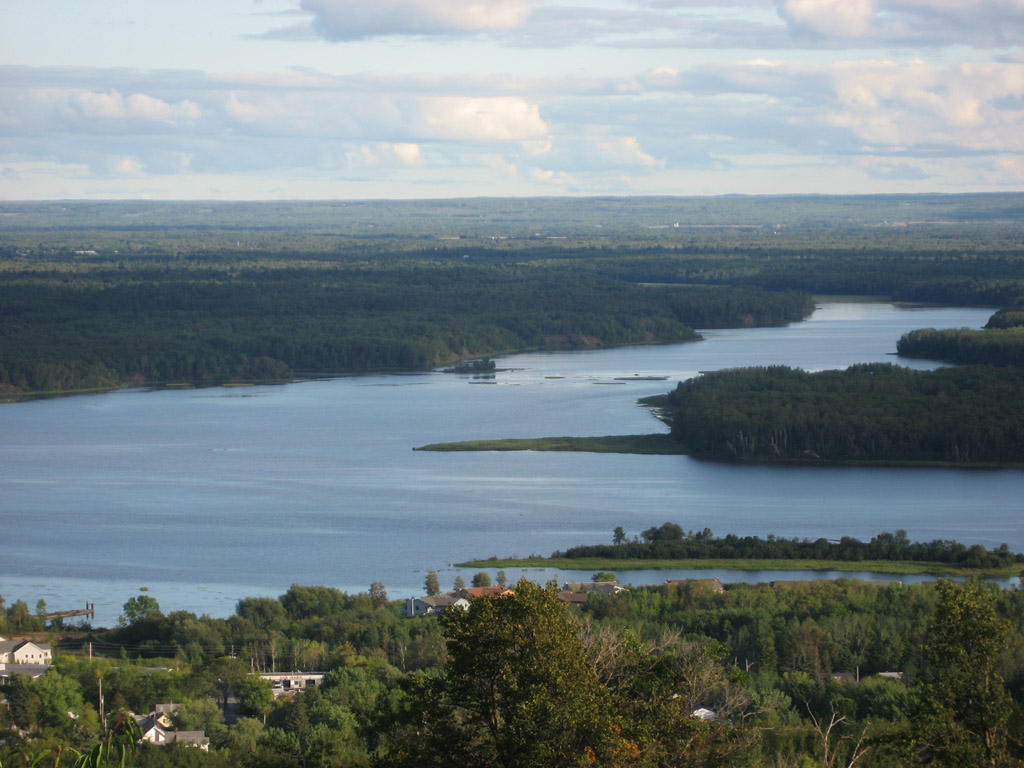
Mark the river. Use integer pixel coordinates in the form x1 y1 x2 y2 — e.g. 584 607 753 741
1 303 1020 625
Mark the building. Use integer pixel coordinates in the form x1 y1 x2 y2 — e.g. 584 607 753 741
454 586 514 600
0 639 52 665
401 594 467 618
259 672 325 695
665 577 726 593
562 581 627 596
135 705 209 751
555 590 589 608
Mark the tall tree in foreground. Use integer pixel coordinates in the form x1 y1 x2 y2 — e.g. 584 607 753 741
379 579 617 768
905 580 1017 768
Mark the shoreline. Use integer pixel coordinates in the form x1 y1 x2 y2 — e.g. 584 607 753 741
415 434 1024 468
456 556 1023 579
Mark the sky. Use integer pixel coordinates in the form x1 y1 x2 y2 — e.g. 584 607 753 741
1 0 1023 199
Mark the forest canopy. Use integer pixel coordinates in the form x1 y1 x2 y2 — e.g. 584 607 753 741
4 194 1024 396
660 363 1024 464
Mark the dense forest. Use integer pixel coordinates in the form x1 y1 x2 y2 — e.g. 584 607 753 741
897 305 1024 366
2 575 1023 767
4 194 1024 396
657 362 1024 464
554 527 1024 570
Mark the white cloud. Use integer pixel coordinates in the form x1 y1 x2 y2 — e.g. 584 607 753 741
71 90 200 123
354 142 425 166
775 0 1024 45
108 156 146 177
301 0 534 40
778 0 876 37
480 153 520 176
594 136 661 168
414 96 548 141
529 166 578 185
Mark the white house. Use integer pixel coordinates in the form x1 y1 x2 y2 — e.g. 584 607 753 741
402 594 469 618
135 706 209 751
0 640 52 665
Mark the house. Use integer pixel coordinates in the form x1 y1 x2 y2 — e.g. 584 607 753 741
665 577 725 593
135 705 210 751
454 586 514 600
556 590 589 608
876 671 904 682
562 581 626 596
0 640 52 665
402 594 467 618
0 663 50 680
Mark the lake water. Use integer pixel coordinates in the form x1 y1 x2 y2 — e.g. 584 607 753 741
2 303 1021 625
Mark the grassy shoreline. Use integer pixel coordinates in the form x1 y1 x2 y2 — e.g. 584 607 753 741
415 433 1024 468
415 434 687 454
456 556 1023 579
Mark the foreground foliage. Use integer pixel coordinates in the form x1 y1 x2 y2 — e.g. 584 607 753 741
3 576 1024 767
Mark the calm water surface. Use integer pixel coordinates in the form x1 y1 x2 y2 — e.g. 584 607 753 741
2 303 1021 624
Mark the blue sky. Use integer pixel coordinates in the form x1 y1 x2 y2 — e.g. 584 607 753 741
2 0 1023 199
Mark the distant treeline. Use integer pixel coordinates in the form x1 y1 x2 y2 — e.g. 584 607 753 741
4 195 1024 395
661 363 1024 464
555 526 1024 570
0 262 809 392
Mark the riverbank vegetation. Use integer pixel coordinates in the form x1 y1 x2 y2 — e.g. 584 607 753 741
3 576 1023 767
459 528 1024 578
557 526 1024 570
4 194 1024 397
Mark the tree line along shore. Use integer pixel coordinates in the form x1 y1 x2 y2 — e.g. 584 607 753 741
458 527 1024 579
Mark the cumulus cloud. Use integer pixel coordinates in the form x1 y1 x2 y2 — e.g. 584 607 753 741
778 0 877 37
594 136 661 168
414 96 548 141
301 0 533 40
2 56 1021 197
354 142 425 166
775 0 1024 45
73 90 201 122
255 0 1024 50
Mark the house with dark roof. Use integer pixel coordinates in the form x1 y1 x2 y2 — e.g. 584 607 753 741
556 590 589 608
0 639 52 665
135 705 209 751
562 581 626 596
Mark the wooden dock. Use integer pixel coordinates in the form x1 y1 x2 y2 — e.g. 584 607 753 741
44 603 95 622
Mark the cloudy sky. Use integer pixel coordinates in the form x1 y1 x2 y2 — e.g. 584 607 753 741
2 0 1023 199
